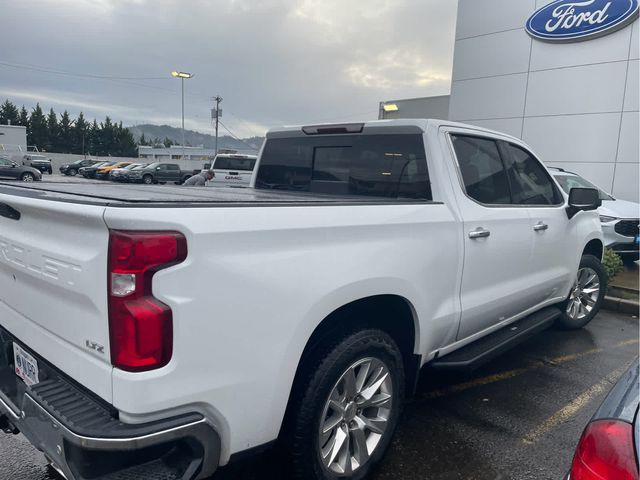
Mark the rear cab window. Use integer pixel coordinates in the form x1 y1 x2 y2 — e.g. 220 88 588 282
213 157 257 171
255 134 431 200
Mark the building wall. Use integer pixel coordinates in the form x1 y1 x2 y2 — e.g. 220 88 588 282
0 125 27 152
449 0 639 202
379 95 450 120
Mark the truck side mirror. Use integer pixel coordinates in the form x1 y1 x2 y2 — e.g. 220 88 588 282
567 187 601 219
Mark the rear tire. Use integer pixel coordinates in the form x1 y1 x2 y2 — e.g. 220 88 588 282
284 330 404 480
557 254 607 330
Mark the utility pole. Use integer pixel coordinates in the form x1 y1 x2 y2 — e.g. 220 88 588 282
212 96 223 156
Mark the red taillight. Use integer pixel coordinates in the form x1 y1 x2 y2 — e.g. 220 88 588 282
570 420 639 480
108 230 187 372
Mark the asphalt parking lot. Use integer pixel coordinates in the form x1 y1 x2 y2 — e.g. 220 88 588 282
1 309 637 480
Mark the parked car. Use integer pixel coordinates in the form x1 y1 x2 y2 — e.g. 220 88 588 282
80 161 115 178
22 154 52 174
109 163 146 182
0 155 42 182
208 153 257 187
566 358 639 480
95 162 132 180
0 119 606 480
125 162 197 184
60 159 100 176
551 168 640 264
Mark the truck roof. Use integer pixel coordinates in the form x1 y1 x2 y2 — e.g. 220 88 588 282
267 118 521 142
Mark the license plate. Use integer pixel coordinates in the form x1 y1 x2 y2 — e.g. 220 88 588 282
13 343 39 387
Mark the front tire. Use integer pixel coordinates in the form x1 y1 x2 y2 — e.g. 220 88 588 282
285 330 404 480
20 172 35 182
68 169 77 176
142 175 153 185
557 254 607 330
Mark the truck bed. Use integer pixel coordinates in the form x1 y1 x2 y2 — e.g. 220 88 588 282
0 182 430 207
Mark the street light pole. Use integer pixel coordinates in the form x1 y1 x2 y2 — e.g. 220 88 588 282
181 77 185 161
171 70 193 161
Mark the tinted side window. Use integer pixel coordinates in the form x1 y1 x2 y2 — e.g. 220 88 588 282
256 134 430 199
451 135 510 205
502 143 561 205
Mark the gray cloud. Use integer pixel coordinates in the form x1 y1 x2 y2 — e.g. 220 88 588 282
0 0 457 137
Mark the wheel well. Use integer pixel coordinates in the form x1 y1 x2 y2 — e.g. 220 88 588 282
583 239 603 261
294 295 419 399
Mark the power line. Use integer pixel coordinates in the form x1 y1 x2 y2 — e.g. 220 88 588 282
218 120 260 151
0 60 212 102
0 60 169 80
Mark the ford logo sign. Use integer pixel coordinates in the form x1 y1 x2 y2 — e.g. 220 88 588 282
526 0 639 42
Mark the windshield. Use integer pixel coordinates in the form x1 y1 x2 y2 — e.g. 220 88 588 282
124 163 142 170
98 162 117 167
553 174 614 201
144 162 160 169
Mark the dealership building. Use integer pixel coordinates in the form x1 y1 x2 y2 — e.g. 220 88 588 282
380 0 639 202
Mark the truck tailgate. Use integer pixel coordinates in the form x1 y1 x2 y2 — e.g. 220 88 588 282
0 192 113 402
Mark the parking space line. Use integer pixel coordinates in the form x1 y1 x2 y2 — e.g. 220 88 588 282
522 363 631 445
421 338 638 400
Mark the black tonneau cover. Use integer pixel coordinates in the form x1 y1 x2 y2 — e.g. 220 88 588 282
0 182 429 208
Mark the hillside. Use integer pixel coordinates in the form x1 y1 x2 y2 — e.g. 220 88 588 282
127 124 264 151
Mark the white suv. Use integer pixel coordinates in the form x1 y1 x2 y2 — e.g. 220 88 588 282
552 168 639 264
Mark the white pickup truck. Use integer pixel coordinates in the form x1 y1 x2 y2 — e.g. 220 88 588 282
0 119 605 480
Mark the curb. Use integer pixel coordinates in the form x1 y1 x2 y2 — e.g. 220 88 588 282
603 296 640 315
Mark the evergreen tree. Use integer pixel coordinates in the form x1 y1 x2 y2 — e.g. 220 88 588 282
17 106 29 128
73 112 88 155
116 122 137 157
99 116 115 156
46 108 59 152
88 119 100 156
163 137 174 148
28 104 47 150
58 110 73 153
0 100 19 125
139 133 148 146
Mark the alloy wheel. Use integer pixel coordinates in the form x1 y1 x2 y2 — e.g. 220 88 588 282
566 267 600 320
319 357 393 476
22 174 34 182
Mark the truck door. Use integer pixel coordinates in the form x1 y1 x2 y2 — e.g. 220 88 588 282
446 131 538 340
165 164 180 182
498 141 575 306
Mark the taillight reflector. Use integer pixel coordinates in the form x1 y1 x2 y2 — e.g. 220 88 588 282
108 231 187 372
570 420 639 480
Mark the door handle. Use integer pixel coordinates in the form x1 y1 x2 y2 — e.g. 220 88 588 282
533 222 549 232
469 228 491 239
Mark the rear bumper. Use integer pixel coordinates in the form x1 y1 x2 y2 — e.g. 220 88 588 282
0 328 221 480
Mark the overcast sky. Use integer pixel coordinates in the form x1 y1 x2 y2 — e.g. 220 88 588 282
0 0 457 138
